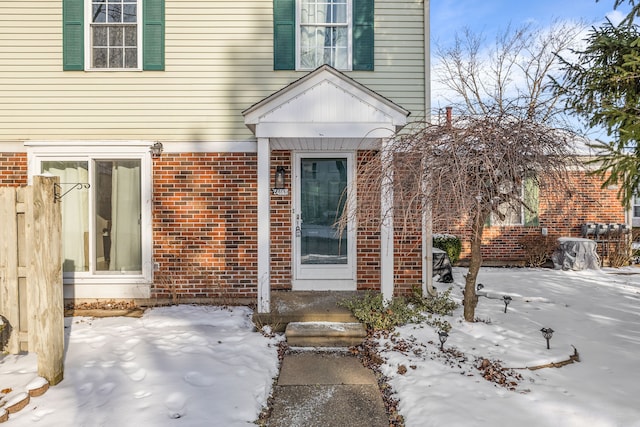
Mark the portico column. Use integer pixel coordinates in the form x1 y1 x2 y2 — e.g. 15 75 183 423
380 139 394 302
257 137 271 313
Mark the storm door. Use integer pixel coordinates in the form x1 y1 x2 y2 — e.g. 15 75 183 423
293 152 356 290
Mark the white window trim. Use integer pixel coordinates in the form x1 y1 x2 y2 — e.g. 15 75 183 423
632 194 640 227
84 0 144 71
296 0 353 71
26 141 153 298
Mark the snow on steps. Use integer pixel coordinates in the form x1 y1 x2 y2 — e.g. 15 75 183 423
285 321 367 347
0 377 50 423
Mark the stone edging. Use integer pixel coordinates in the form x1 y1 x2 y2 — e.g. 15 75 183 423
0 378 50 423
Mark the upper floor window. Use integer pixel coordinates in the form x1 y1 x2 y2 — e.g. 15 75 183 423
274 0 373 71
299 0 350 70
63 0 165 71
90 0 140 69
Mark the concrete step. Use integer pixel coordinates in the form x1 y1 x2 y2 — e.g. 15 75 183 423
285 321 367 347
253 291 362 332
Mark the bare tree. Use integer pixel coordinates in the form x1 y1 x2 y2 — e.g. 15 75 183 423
346 23 584 321
434 21 585 123
349 110 577 321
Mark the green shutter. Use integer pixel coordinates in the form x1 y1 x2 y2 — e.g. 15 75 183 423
63 0 84 71
524 177 540 226
353 0 374 71
143 0 165 71
273 0 296 70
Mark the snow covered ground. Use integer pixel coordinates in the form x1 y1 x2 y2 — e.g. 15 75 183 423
1 267 640 426
1 306 282 426
381 267 640 427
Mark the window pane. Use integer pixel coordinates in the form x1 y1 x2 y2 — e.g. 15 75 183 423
93 26 108 47
332 2 347 23
92 4 107 23
123 4 137 23
124 26 137 46
109 26 123 47
108 4 122 23
300 0 313 24
41 161 90 273
300 27 322 68
93 47 108 68
301 0 347 24
125 48 137 68
109 47 124 68
95 160 142 273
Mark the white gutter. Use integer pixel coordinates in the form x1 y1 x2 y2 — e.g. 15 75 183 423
422 0 436 297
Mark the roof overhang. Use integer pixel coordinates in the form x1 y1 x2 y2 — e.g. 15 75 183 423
242 65 410 150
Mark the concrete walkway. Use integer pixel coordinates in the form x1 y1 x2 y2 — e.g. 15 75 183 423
267 351 389 427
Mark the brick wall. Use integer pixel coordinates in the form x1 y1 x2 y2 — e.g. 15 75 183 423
436 169 626 264
152 152 258 300
356 151 381 291
8 148 620 299
270 151 293 290
0 153 27 186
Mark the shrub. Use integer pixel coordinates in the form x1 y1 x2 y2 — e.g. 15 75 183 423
339 292 423 331
607 230 633 267
339 287 458 332
409 285 458 316
433 234 462 265
518 234 558 267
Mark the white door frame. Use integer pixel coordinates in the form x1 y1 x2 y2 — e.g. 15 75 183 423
292 151 357 291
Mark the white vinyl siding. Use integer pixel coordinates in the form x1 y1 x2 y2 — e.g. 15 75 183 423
0 0 425 142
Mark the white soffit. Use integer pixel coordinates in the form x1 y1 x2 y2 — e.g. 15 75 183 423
243 65 410 144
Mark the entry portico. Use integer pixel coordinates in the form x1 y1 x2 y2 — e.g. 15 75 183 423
243 65 410 313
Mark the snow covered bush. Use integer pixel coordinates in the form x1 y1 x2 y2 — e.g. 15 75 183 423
433 234 462 265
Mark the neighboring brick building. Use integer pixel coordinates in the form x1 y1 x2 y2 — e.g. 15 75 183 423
437 169 627 265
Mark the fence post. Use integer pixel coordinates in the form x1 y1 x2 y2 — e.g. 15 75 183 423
27 175 63 385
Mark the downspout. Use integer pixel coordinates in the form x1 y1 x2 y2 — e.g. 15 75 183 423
422 0 437 297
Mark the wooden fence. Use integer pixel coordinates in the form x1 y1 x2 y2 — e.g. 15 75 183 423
0 176 64 385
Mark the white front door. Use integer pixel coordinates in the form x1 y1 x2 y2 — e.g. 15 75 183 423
292 152 356 290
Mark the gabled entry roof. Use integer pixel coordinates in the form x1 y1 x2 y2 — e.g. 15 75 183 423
242 65 410 149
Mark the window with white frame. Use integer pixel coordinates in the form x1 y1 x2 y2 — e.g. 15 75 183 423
63 0 164 71
633 194 640 218
489 177 539 227
298 0 351 70
29 146 152 283
90 0 140 69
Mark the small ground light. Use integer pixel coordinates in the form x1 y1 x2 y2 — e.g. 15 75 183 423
540 327 554 349
438 331 448 351
503 295 512 313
